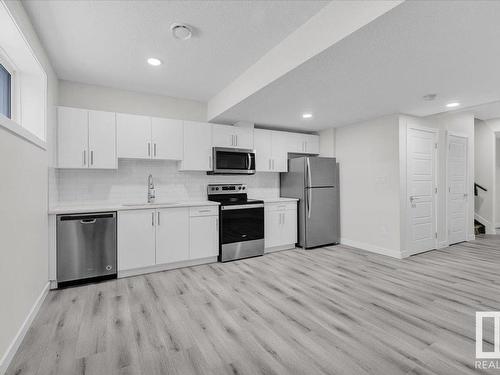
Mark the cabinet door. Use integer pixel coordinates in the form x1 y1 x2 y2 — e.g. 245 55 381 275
58 107 89 168
156 208 189 264
281 208 298 246
116 113 151 159
233 126 253 149
88 110 117 169
151 117 183 160
304 134 319 154
254 129 273 172
212 124 235 148
180 121 213 171
271 131 288 172
118 209 156 271
264 209 282 248
189 215 218 259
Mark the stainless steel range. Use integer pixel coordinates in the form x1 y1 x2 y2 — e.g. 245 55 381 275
207 184 264 262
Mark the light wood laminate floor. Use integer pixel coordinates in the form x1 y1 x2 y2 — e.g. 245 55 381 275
7 235 500 375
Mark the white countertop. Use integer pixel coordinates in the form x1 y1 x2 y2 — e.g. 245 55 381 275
260 197 299 203
48 200 219 215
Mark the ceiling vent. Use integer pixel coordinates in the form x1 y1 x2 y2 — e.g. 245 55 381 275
171 24 193 40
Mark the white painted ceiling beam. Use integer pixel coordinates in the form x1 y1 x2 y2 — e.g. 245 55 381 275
207 0 403 121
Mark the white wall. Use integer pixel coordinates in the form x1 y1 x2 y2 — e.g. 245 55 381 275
58 80 206 121
319 128 335 157
335 115 402 258
0 1 58 372
497 136 500 228
474 119 496 233
55 160 279 206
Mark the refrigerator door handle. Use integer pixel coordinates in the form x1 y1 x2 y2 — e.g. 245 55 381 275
308 188 312 219
306 157 312 188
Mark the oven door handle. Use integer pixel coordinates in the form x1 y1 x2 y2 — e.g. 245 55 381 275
221 204 264 210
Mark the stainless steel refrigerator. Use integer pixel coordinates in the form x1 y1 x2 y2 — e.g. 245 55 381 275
280 157 339 249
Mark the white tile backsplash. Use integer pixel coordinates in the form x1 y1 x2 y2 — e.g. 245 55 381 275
54 159 279 205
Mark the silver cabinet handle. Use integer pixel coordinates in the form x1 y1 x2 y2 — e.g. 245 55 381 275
151 212 154 226
236 135 238 147
90 150 94 166
209 155 212 170
268 159 271 170
272 159 275 170
83 150 86 166
154 143 157 157
282 213 285 224
157 211 160 225
148 142 151 157
199 209 211 213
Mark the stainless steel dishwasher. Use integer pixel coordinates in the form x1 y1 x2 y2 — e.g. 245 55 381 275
57 212 117 287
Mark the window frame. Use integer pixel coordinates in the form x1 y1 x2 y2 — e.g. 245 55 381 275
0 47 21 124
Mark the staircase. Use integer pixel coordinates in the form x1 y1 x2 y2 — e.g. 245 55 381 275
474 220 486 235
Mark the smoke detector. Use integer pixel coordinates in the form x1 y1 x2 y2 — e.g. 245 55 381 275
171 24 193 40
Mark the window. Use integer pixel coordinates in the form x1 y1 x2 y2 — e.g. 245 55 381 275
0 63 11 119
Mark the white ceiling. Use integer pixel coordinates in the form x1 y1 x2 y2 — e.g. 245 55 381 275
22 0 328 101
213 1 500 131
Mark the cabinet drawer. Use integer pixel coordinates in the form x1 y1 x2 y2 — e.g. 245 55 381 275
265 202 297 212
189 206 218 217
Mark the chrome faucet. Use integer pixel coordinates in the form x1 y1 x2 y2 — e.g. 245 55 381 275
147 174 156 203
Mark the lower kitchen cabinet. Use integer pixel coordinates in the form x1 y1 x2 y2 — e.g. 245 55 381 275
118 209 156 271
264 202 297 251
118 205 218 273
156 207 189 264
189 208 219 259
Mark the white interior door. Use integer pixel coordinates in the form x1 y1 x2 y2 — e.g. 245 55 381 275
447 134 468 244
407 127 437 253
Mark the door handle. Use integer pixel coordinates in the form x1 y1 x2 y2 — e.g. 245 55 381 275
83 150 86 166
90 150 94 166
306 157 312 187
148 142 151 157
154 143 157 157
151 212 154 226
80 219 96 224
236 135 238 147
157 211 160 225
308 189 312 219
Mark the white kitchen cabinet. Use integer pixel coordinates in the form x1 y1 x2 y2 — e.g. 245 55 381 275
151 117 183 160
117 113 151 159
254 129 273 172
88 110 117 169
286 133 320 154
58 107 88 168
271 131 288 172
156 207 189 264
118 209 156 271
189 209 219 259
212 124 253 149
179 121 213 171
264 202 297 250
254 129 288 172
58 107 117 169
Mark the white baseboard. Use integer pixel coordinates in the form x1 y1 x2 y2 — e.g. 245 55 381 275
340 238 402 259
438 241 449 249
118 256 217 278
0 282 50 375
265 244 296 253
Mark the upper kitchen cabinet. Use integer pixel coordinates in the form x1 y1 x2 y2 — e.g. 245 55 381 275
253 129 288 172
116 113 151 159
179 121 213 171
58 106 117 169
117 114 184 160
151 117 183 160
287 132 320 154
212 124 253 149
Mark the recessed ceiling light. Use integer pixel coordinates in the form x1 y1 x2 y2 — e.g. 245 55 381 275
171 24 193 40
147 57 162 66
302 113 313 119
446 102 460 108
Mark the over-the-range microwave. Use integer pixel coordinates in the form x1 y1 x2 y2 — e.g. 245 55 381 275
208 147 256 175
